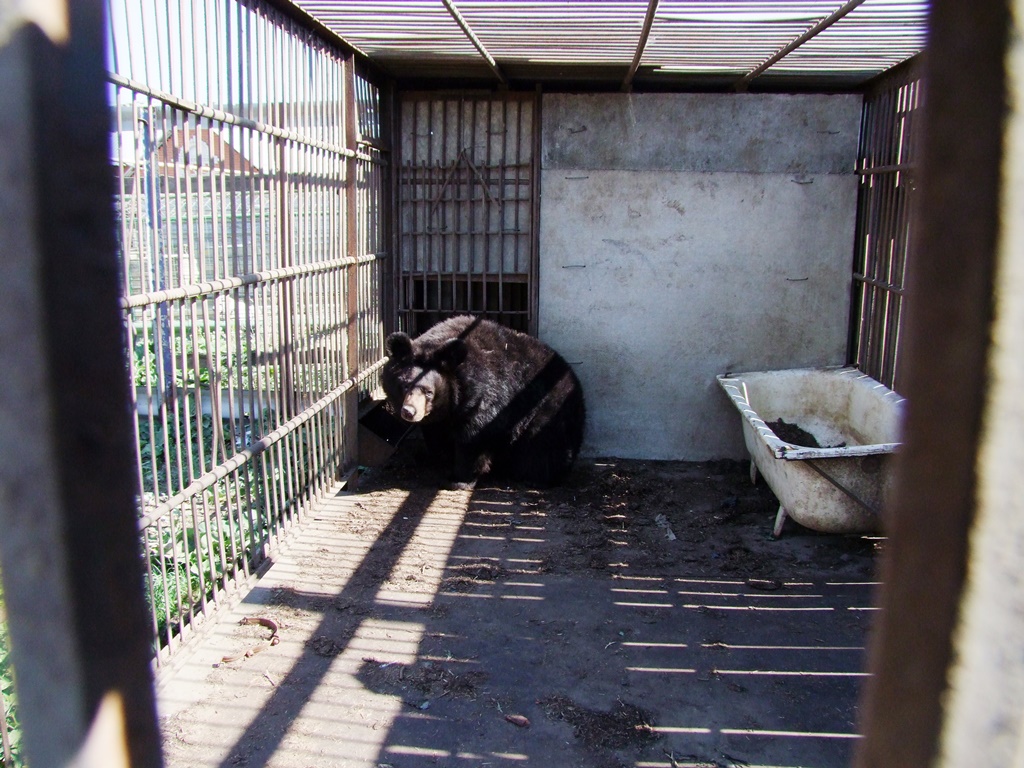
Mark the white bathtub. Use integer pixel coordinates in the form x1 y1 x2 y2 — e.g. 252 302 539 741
717 367 905 536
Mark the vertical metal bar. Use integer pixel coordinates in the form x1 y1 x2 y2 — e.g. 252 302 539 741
849 90 874 367
454 97 463 315
519 95 529 328
343 52 360 481
529 89 541 336
485 98 495 319
269 119 287 532
880 87 905 384
400 99 408 332
386 83 399 334
868 86 894 377
465 98 475 317
890 82 918 392
869 87 893 377
864 94 888 377
513 97 521 279
155 518 173 651
850 93 869 365
382 85 393 347
243 7 259 563
436 99 446 321
399 96 410 331
422 101 430 328
499 98 507 321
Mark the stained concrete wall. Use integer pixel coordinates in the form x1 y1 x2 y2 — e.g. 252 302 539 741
539 93 862 460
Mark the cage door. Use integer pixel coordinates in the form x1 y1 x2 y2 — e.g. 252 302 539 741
397 93 538 335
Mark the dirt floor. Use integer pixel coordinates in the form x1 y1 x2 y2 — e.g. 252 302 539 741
158 435 882 768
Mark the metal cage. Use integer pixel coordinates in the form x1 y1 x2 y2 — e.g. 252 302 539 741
107 0 390 665
850 58 922 392
396 93 539 336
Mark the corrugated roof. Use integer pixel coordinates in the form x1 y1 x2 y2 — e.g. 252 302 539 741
291 0 928 89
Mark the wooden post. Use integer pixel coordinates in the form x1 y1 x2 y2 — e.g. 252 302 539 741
854 1 1010 765
0 2 162 766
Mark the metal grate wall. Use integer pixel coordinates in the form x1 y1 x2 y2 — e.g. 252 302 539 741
850 59 922 392
397 93 538 335
107 0 389 665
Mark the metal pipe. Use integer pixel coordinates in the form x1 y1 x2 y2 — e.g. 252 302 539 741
804 460 881 517
107 71 367 160
120 255 377 309
442 0 507 85
735 0 867 91
622 0 660 92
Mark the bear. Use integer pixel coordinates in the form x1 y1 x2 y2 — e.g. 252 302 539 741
382 315 585 489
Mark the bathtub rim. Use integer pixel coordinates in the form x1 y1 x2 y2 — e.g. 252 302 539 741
716 366 904 461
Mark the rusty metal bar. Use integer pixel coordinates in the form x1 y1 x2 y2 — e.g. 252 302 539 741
121 256 376 309
483 98 493 319
529 90 541 335
849 57 921 390
499 100 508 317
853 272 905 296
622 0 660 92
397 93 535 333
108 71 366 161
857 163 914 175
344 52 361 482
442 0 507 86
736 0 867 91
873 80 900 381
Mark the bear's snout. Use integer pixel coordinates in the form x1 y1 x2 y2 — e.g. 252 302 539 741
399 389 429 422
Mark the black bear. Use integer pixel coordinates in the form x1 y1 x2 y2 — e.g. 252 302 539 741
382 315 586 489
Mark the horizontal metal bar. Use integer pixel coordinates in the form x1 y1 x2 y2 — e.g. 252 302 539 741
108 71 373 162
358 135 391 153
136 357 386 531
120 253 385 309
853 272 905 295
857 163 914 175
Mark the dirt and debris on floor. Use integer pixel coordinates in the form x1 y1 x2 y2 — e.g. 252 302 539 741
158 434 882 768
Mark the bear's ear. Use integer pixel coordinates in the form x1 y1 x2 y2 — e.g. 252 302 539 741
386 332 413 361
435 338 468 371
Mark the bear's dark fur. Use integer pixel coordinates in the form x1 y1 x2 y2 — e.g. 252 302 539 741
382 315 585 489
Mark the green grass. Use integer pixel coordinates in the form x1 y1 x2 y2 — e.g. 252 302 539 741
138 406 324 649
0 569 25 767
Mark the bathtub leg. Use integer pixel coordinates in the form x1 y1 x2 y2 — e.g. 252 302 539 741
750 459 759 485
772 505 788 538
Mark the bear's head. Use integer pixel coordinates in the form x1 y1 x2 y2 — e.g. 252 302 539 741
382 332 466 423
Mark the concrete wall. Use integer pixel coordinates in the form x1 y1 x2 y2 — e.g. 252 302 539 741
539 93 862 460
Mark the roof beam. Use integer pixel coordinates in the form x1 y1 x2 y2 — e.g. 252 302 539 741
622 0 660 92
735 0 867 91
442 0 507 86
